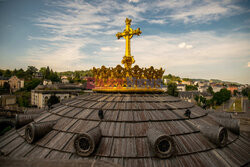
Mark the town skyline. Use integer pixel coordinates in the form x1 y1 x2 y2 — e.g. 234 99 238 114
0 0 250 84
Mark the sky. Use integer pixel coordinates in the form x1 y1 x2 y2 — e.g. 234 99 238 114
0 0 250 84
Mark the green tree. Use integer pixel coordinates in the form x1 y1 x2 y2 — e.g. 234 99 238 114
39 67 47 77
45 66 50 79
242 87 250 97
26 66 38 77
220 88 231 101
48 72 60 82
186 85 198 91
3 82 10 90
182 78 191 81
167 83 178 97
47 95 60 108
16 69 25 78
163 74 181 82
23 78 41 91
13 69 17 76
213 92 223 105
233 90 238 96
194 95 199 103
212 88 231 105
0 82 10 94
207 86 214 95
4 69 12 77
16 92 31 107
200 96 206 104
206 99 214 108
0 69 3 76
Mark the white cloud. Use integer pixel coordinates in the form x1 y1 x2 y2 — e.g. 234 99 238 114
178 42 186 48
155 0 244 24
148 19 166 24
178 42 193 49
186 45 193 49
128 0 140 3
101 47 120 51
21 0 249 83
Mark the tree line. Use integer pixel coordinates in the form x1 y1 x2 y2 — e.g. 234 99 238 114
166 83 232 109
0 66 60 82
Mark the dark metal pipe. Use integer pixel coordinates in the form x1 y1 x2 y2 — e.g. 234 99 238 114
214 118 240 135
147 127 176 158
198 125 228 147
208 111 232 119
74 126 101 156
25 120 56 143
15 114 40 129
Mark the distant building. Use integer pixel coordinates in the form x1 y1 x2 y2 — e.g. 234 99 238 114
178 91 199 103
33 72 43 79
181 80 192 85
197 81 209 87
62 78 69 84
212 85 224 93
61 76 68 80
198 86 209 93
43 79 52 85
227 85 238 94
31 84 85 108
177 84 186 92
179 91 212 103
8 76 24 92
163 79 170 85
0 76 9 87
61 76 69 84
0 95 16 107
238 85 246 92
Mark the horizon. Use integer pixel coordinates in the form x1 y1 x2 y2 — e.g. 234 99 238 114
0 0 250 84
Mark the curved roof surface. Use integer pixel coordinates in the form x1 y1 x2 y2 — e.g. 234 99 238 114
0 93 249 167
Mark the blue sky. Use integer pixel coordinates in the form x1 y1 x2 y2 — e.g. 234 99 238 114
0 0 250 84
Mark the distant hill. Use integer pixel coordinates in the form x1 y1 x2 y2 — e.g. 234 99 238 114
164 74 243 85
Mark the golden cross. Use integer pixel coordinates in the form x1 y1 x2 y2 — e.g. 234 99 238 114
116 18 141 69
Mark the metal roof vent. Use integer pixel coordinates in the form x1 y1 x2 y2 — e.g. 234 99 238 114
198 125 228 147
74 126 101 156
15 114 39 129
208 110 232 119
25 121 56 144
147 127 176 158
214 118 240 135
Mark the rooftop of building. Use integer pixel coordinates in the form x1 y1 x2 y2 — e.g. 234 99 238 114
0 93 249 167
34 83 85 91
0 76 10 80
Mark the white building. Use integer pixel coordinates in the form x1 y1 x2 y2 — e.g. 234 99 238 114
163 79 170 85
31 90 81 108
31 84 85 108
8 76 24 92
198 86 209 93
61 76 70 84
177 84 186 92
212 85 223 93
43 80 52 85
196 81 209 87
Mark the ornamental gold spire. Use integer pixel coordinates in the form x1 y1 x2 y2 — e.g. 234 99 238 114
92 18 165 93
116 18 142 70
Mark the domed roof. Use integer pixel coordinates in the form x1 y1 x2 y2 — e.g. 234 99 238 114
0 93 249 167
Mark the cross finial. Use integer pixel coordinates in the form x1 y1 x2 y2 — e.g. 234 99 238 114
125 18 132 26
116 18 142 70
